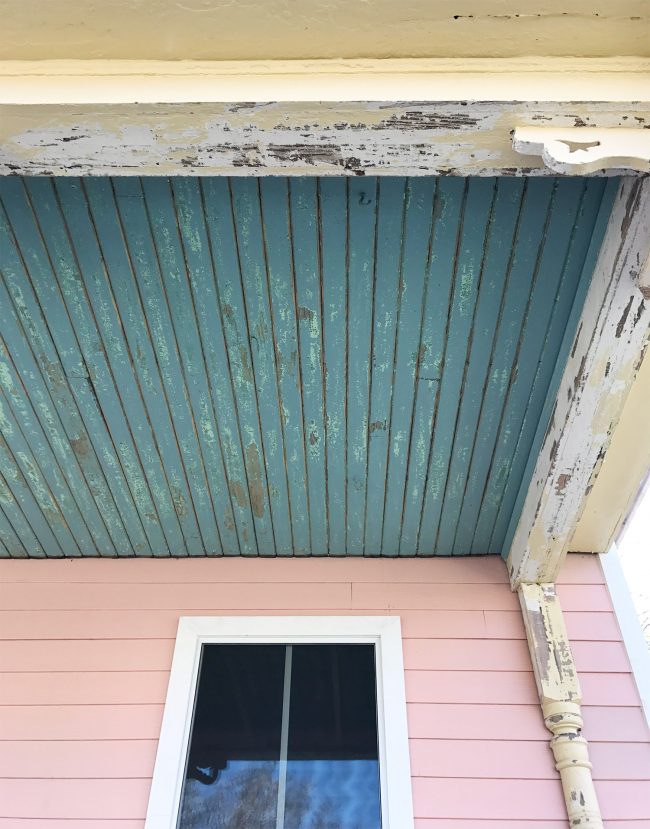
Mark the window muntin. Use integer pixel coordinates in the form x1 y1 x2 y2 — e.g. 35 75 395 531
145 617 413 829
179 643 381 828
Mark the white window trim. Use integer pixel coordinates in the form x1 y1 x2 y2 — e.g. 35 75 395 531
145 615 414 829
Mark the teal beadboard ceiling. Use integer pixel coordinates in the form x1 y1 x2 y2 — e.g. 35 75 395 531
0 175 616 558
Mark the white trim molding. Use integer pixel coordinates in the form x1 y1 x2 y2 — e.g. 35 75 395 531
507 176 650 587
145 615 414 829
513 127 650 174
601 546 650 728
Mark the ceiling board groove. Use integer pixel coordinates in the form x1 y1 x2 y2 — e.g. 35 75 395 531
0 175 616 558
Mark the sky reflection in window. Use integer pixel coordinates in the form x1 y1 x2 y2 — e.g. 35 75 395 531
177 643 382 829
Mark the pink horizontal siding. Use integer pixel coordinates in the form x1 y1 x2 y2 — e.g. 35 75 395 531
0 553 648 826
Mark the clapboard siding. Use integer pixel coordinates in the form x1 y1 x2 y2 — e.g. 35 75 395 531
0 176 617 558
0 553 648 825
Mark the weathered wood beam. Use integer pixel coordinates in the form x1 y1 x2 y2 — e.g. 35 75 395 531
507 176 650 587
519 583 603 828
0 58 648 176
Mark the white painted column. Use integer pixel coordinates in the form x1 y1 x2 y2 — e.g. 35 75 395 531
519 583 603 828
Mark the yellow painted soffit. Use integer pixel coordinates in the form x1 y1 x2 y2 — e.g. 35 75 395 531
571 347 650 554
1 0 648 61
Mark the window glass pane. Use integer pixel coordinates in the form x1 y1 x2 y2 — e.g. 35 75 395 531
177 643 381 829
284 644 381 829
178 644 286 829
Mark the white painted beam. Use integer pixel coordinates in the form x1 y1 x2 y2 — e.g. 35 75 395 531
507 177 650 587
0 58 648 176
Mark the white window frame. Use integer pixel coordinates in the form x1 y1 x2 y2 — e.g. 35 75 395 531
145 615 414 829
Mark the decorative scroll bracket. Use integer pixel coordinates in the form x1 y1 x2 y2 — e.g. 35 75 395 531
519 583 603 828
513 126 650 174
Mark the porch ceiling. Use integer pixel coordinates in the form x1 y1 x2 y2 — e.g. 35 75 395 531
0 176 615 558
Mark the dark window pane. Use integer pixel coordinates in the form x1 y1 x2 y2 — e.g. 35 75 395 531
178 644 286 829
284 644 382 829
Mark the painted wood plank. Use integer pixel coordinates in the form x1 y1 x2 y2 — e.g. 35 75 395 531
0 472 47 557
0 705 165 740
595 781 650 820
319 177 348 554
0 274 132 557
364 177 408 556
2 703 641 744
556 583 614 611
41 178 172 556
109 178 209 555
201 177 277 554
0 504 27 557
381 178 437 556
399 177 464 556
19 176 155 557
0 580 354 610
0 779 150 819
413 778 650 826
67 177 189 555
418 178 498 555
258 177 310 555
0 607 522 641
435 178 524 554
564 611 621 642
141 177 241 555
0 554 510 583
0 639 174 672
284 177 328 555
0 671 170 705
558 552 606 584
408 704 649 742
410 739 650 781
403 638 531 671
572 639 631 673
409 738 557 779
412 778 567 820
0 740 158 778
231 178 294 555
351 581 519 610
451 178 556 554
405 669 538 704
346 177 379 555
170 177 259 555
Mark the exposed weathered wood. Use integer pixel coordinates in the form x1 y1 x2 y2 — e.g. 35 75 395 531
513 126 650 174
506 176 650 586
0 58 648 176
519 582 603 828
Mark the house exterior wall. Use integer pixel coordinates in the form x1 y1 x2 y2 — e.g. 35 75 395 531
0 553 648 827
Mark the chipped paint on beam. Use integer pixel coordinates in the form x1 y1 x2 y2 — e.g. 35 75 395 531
519 583 603 828
0 57 649 177
507 176 650 586
0 101 645 178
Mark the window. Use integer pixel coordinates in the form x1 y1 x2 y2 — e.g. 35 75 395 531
145 617 414 829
